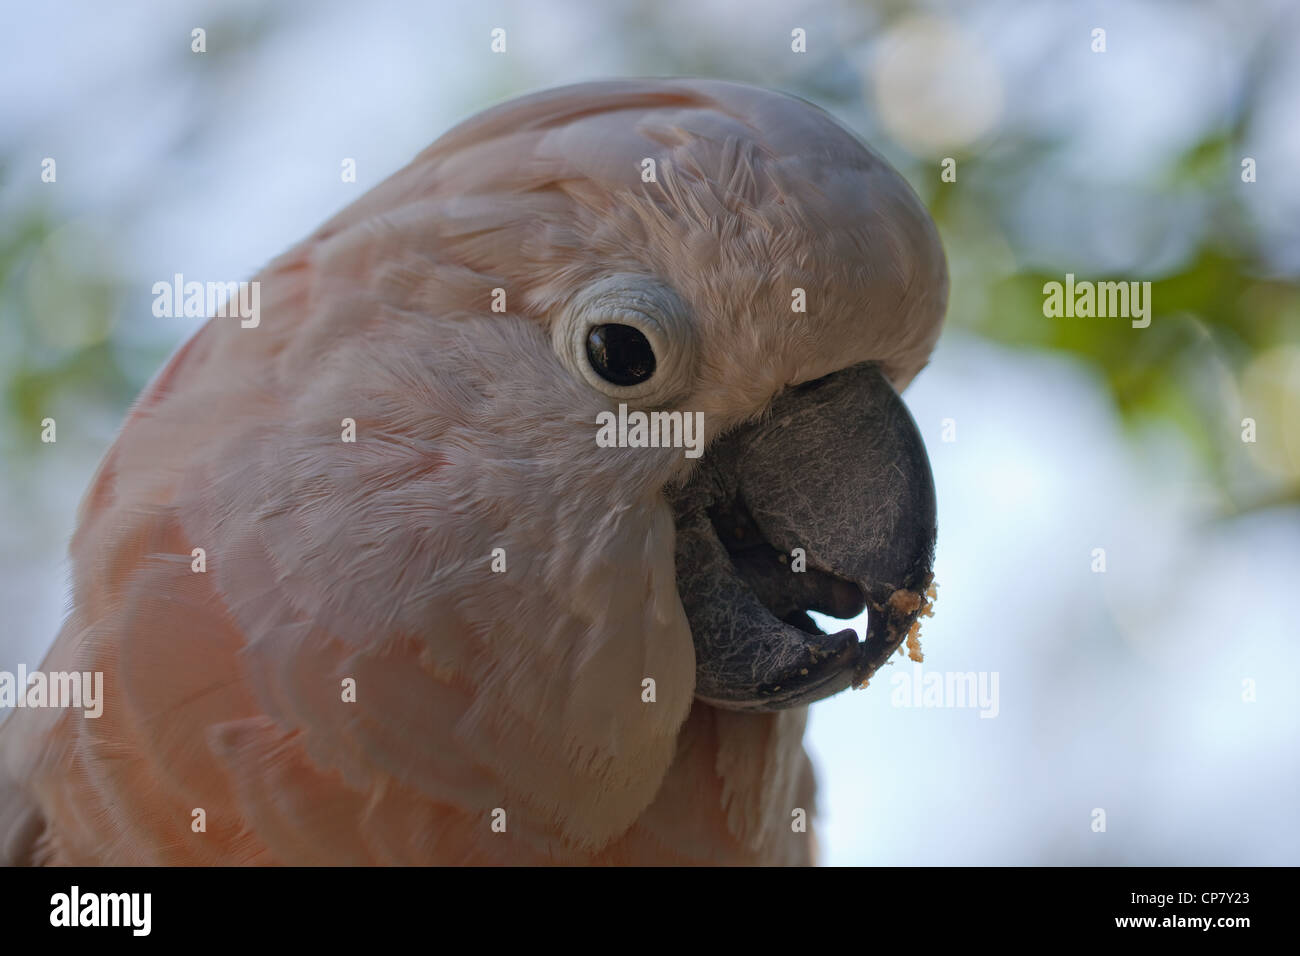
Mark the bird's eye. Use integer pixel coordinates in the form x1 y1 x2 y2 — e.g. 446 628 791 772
586 323 657 386
554 274 692 402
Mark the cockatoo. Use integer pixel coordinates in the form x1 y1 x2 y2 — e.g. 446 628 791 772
0 78 946 865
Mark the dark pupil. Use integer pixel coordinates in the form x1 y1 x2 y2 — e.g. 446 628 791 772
586 324 656 386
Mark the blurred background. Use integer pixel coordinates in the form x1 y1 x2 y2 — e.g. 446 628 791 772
1 0 1296 864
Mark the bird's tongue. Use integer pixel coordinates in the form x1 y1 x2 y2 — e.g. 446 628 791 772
668 362 936 711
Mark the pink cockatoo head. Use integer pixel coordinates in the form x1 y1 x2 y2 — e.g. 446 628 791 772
2 78 948 865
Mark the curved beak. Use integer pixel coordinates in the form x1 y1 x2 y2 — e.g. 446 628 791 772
668 362 936 711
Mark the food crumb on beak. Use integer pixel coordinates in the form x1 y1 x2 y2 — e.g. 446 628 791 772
898 579 939 663
853 578 938 688
884 577 939 665
904 622 925 662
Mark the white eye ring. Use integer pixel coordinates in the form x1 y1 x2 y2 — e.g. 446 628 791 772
553 274 696 405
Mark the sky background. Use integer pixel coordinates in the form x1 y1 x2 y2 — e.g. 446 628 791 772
1 0 1297 864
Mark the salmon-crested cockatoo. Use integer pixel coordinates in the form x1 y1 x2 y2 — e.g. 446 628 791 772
1 78 946 865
